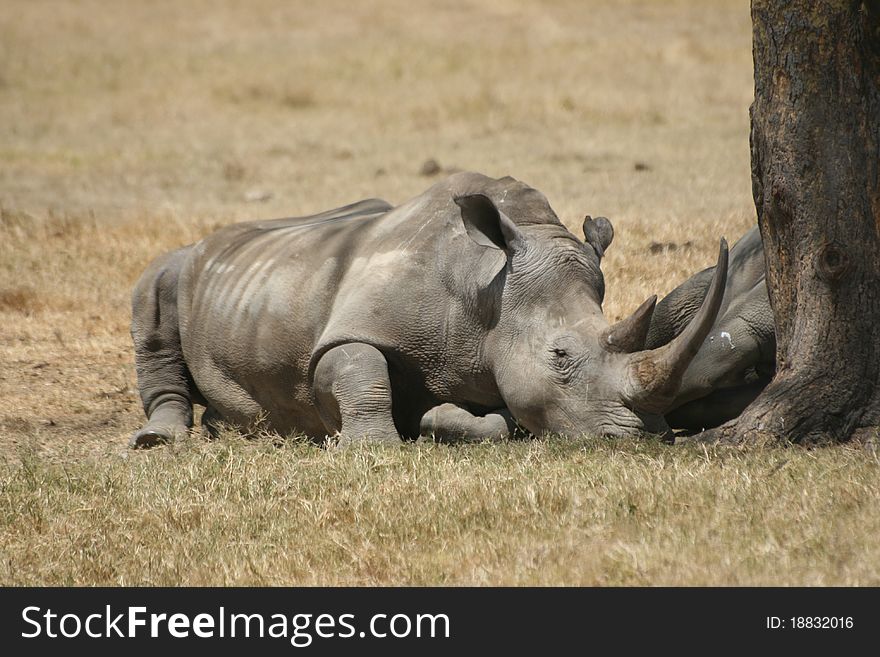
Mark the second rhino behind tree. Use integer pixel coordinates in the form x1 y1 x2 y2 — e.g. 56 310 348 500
646 225 774 432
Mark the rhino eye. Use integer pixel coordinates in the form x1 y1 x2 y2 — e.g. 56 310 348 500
549 346 576 380
550 348 573 369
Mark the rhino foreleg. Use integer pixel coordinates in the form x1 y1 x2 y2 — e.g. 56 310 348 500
313 343 401 446
419 403 515 442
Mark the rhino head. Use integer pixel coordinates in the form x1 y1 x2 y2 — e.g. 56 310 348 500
456 193 728 438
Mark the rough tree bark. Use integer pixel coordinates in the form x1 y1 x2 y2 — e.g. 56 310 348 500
699 1 880 444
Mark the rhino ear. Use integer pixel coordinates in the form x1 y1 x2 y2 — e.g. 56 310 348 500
583 216 614 258
455 193 524 252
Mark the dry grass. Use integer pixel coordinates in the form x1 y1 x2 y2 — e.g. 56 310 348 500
3 435 879 586
1 0 877 585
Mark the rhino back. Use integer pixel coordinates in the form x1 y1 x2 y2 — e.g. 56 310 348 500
175 198 399 431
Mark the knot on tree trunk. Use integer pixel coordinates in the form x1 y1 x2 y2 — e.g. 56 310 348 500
815 241 850 284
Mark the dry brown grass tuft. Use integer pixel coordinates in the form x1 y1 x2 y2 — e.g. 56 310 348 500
0 286 43 314
1 0 876 586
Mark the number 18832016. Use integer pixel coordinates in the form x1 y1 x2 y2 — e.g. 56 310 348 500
766 616 854 629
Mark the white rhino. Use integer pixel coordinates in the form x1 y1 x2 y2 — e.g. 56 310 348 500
646 225 774 431
130 172 727 446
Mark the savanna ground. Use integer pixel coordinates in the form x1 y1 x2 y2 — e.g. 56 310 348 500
1 0 878 585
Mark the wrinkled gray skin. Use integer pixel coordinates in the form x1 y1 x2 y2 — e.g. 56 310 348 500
130 172 729 447
646 226 775 431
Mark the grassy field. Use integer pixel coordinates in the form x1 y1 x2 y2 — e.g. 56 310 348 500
3 434 879 586
1 0 878 585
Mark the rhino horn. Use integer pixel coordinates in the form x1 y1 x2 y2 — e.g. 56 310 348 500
600 295 657 353
625 239 729 414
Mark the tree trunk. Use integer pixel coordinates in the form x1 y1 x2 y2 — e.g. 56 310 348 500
700 1 880 444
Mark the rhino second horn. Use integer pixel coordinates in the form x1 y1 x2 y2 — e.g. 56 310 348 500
626 238 729 414
600 295 657 353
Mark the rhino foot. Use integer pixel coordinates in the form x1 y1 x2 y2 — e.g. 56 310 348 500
420 403 515 443
129 426 181 449
130 399 192 449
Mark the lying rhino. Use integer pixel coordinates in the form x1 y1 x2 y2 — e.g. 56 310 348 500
646 225 774 432
130 172 728 447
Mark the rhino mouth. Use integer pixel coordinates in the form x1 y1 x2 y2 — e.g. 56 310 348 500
537 398 670 440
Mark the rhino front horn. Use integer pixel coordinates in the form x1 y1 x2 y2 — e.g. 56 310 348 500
625 239 729 414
